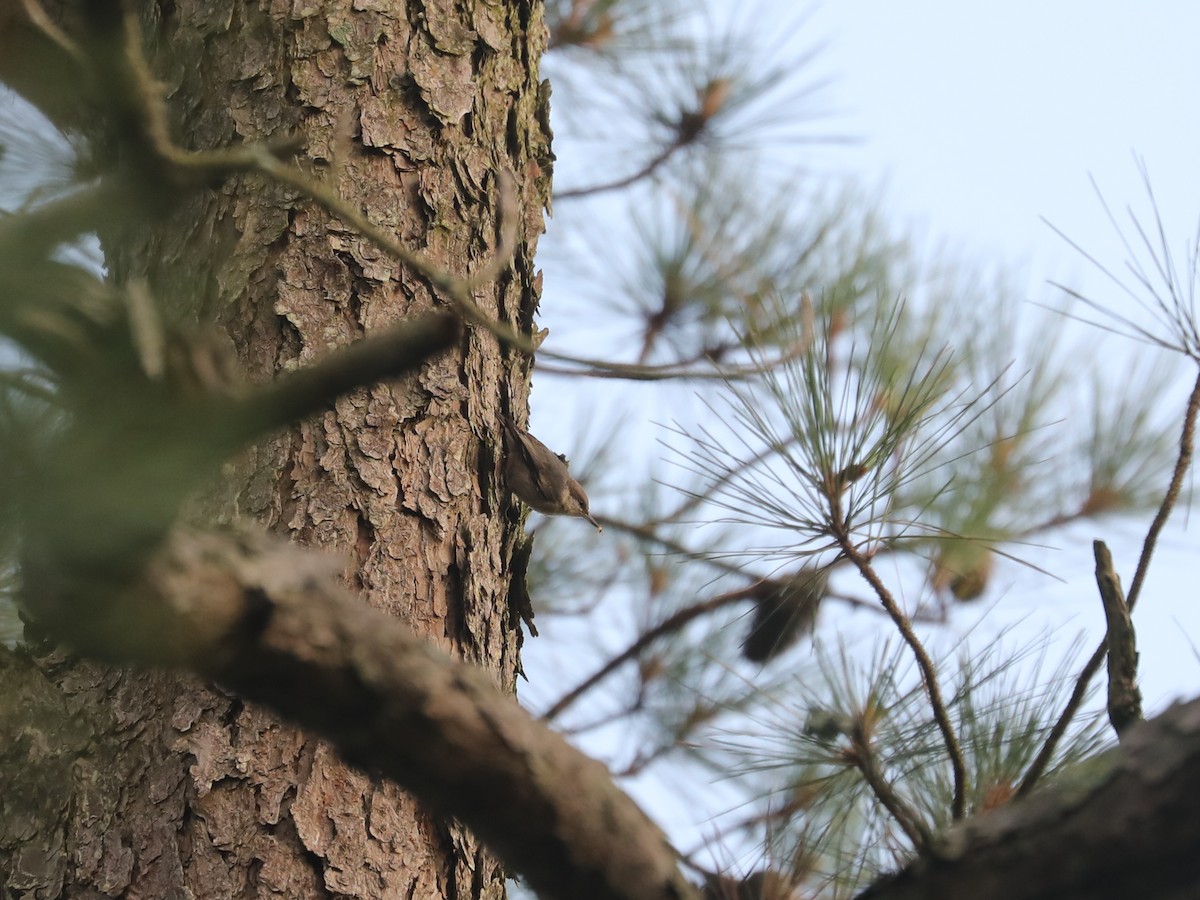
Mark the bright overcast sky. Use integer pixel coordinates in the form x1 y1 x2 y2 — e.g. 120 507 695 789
806 2 1200 295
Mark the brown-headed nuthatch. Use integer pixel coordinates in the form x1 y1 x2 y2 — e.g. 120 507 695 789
502 414 602 531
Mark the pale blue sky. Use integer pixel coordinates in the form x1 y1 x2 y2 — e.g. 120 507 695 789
806 2 1200 291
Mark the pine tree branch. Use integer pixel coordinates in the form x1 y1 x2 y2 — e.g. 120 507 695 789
24 524 702 900
836 534 968 821
1093 540 1142 738
1019 368 1200 796
555 139 685 201
855 699 1200 900
543 591 747 723
851 734 934 853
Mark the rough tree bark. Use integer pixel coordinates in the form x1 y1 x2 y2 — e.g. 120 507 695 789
0 0 552 897
6 2 1198 899
858 697 1200 900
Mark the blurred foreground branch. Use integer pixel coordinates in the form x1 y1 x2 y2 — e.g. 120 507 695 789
21 524 699 900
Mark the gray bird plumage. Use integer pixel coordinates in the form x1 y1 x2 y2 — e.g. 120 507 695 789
502 415 601 531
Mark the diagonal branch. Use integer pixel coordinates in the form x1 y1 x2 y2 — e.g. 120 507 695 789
837 535 968 821
1092 540 1142 738
542 591 746 723
1019 368 1200 796
556 139 686 201
227 313 461 444
851 733 934 853
25 524 701 900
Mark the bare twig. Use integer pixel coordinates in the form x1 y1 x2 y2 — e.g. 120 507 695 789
837 535 968 820
851 733 934 852
1093 540 1142 738
216 149 809 385
1019 368 1200 796
533 337 812 381
543 591 747 723
556 140 685 201
1112 375 1198 614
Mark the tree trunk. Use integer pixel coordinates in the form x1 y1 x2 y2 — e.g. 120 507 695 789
0 0 551 896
